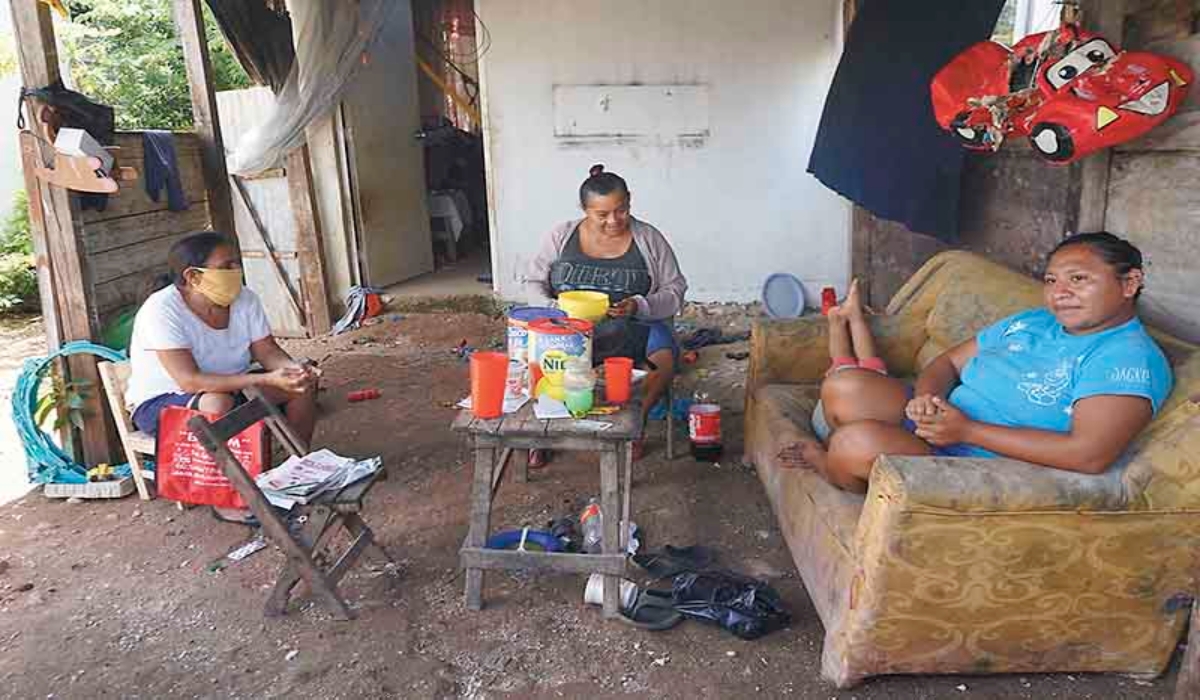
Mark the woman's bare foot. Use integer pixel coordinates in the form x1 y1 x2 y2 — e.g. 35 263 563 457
843 278 865 322
777 437 830 475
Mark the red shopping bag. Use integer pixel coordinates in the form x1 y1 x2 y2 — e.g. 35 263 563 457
155 405 266 508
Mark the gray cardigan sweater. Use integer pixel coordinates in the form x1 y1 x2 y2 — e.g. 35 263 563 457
522 217 688 321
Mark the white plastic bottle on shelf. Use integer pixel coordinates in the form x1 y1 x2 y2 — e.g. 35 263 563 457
579 498 603 554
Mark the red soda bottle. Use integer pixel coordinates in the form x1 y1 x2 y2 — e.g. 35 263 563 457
821 286 837 316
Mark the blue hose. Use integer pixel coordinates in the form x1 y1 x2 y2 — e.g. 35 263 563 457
13 341 128 484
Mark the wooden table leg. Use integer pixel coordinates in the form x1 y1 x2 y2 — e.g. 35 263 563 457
515 448 528 484
464 443 496 610
621 440 633 550
1177 598 1200 699
599 445 622 618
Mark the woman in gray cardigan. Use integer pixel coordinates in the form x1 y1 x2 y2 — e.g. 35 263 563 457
524 165 688 462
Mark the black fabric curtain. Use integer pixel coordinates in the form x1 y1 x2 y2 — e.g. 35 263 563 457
807 0 1006 241
205 0 295 94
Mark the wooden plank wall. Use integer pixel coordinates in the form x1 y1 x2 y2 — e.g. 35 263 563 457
855 1 1200 346
1105 0 1200 341
81 131 210 325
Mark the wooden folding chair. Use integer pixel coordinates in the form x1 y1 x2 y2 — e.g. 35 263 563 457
187 396 390 620
98 361 157 500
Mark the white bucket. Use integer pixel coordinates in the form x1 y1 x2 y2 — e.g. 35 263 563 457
583 573 637 609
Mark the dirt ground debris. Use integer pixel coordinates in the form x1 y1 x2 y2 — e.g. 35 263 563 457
0 308 1180 699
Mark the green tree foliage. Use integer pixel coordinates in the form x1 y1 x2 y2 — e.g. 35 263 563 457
1 190 33 256
58 0 251 130
0 190 38 314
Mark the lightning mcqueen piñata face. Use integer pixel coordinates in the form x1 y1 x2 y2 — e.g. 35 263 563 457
931 24 1193 165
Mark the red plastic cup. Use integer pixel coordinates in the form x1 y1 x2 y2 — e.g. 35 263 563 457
604 357 634 404
469 352 509 418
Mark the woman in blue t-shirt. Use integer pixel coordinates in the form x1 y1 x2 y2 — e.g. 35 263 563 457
780 232 1173 493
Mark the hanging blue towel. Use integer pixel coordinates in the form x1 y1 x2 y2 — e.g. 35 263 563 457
143 130 188 212
807 0 1005 241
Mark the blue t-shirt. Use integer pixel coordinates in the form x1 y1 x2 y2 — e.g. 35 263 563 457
945 308 1173 457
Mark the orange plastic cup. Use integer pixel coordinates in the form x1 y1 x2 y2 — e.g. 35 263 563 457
470 352 509 418
604 357 634 404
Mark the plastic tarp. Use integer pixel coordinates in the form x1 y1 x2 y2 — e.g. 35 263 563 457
226 0 397 175
206 0 295 93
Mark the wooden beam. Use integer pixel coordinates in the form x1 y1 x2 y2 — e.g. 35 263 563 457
11 0 111 465
1068 0 1128 234
172 0 235 238
1178 600 1200 699
286 146 333 335
230 175 306 325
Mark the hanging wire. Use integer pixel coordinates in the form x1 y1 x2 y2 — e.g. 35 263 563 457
13 341 130 484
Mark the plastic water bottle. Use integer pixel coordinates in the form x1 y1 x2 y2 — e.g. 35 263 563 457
580 498 603 554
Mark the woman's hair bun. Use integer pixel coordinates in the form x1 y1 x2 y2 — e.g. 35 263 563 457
589 164 605 177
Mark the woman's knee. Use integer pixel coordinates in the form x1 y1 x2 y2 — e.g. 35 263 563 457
647 349 675 376
286 388 318 414
195 392 237 414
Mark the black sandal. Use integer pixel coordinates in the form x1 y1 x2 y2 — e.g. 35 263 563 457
632 545 715 580
618 589 683 631
210 507 260 527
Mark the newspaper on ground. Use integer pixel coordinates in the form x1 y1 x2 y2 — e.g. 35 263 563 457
256 448 382 509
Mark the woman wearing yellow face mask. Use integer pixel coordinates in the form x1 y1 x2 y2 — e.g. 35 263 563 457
126 231 320 522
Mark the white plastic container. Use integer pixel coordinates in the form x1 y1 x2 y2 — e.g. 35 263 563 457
583 573 637 609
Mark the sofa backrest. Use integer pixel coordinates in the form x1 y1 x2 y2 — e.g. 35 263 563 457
890 251 1200 509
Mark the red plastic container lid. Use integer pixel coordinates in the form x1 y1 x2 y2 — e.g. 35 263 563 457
528 317 593 334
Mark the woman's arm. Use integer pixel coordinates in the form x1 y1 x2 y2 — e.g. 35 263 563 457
632 225 687 320
908 339 977 418
916 394 1152 473
522 223 571 306
250 335 297 371
156 349 304 395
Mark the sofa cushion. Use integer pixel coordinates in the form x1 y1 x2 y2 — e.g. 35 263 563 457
754 384 865 552
914 257 1045 370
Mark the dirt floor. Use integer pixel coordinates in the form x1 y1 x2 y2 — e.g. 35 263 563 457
0 308 1181 699
0 316 47 503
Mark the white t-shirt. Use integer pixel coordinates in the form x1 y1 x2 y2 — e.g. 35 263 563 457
125 286 273 410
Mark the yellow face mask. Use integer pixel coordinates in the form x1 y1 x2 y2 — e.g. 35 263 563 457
188 267 243 307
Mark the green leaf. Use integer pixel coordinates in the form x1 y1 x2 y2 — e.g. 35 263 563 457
34 396 56 427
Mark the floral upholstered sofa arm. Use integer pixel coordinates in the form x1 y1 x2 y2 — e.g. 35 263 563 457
867 454 1128 514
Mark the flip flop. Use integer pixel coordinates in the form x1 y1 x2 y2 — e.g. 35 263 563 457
527 449 551 469
632 545 715 580
210 507 260 527
618 588 683 631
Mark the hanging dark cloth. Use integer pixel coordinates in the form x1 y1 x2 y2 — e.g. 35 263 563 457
205 0 295 94
807 0 1005 241
144 131 188 212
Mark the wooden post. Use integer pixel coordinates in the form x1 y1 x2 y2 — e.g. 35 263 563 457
286 145 333 335
1178 599 1200 700
172 0 235 238
11 0 111 465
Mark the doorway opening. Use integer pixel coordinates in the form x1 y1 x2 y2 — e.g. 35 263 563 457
407 0 493 295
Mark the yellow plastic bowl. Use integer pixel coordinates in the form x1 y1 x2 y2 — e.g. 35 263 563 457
557 291 610 322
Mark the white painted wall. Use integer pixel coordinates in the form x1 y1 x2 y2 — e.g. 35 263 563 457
477 0 849 304
0 12 24 214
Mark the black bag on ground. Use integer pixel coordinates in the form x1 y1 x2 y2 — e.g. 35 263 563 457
671 570 791 640
18 80 116 145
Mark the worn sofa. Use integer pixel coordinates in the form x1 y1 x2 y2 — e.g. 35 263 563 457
745 250 1200 688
